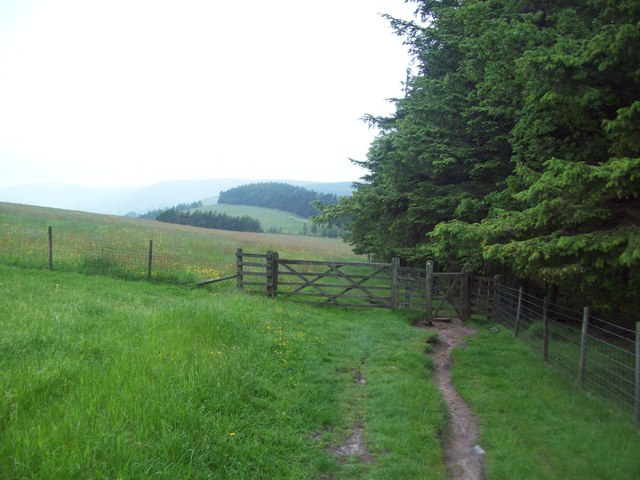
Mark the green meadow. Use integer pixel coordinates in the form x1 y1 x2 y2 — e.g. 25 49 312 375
194 203 309 235
1 202 639 479
0 265 445 479
0 202 358 284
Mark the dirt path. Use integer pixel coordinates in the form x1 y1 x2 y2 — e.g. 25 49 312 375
422 318 484 480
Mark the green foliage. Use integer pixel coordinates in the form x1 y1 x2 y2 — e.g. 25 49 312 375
219 182 339 218
319 0 640 321
139 201 203 219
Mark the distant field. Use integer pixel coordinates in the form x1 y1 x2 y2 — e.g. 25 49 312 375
193 203 308 235
0 202 361 283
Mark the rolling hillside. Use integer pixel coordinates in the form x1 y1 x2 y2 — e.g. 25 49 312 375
0 180 353 216
193 204 308 235
0 202 360 284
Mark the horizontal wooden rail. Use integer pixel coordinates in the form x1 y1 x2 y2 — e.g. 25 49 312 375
279 281 391 291
279 259 390 268
237 261 269 268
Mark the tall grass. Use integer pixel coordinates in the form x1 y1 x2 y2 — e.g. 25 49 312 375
0 202 360 284
0 265 446 479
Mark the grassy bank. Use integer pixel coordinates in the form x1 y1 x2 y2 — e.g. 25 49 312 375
451 322 640 480
0 265 445 479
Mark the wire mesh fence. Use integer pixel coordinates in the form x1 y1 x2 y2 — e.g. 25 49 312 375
495 283 639 422
0 225 228 284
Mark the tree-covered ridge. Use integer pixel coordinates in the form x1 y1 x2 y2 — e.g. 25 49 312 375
139 201 203 220
156 208 263 233
316 0 640 322
218 183 339 218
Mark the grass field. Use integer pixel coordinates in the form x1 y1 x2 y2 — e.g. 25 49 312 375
193 203 309 235
0 265 445 479
2 202 640 479
452 321 640 480
0 202 360 284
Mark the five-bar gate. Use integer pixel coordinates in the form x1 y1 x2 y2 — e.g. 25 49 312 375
235 250 496 321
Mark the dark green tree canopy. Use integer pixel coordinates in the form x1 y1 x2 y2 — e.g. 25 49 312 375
316 0 640 323
219 182 338 218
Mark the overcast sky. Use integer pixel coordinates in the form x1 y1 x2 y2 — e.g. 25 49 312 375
0 0 415 188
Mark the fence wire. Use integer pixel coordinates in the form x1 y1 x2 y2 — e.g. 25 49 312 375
495 284 638 419
0 225 227 284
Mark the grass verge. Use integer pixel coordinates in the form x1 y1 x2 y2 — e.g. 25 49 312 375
451 321 640 480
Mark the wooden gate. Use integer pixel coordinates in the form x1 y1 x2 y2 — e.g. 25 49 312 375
277 258 394 308
234 250 496 321
425 260 470 322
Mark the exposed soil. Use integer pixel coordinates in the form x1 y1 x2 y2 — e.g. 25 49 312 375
331 423 373 461
419 318 485 480
328 369 373 463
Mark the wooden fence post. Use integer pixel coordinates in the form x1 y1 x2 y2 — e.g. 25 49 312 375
543 296 549 362
578 307 590 386
48 226 53 271
493 274 502 322
425 260 434 323
390 257 400 310
514 287 523 337
236 248 243 290
635 321 639 426
147 240 153 281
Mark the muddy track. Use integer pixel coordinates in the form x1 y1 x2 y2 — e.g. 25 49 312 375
422 318 484 480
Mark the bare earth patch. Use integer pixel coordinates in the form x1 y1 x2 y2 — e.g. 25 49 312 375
420 318 485 480
328 369 373 464
331 423 373 462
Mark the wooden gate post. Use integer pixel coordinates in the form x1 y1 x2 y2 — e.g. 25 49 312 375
425 260 434 323
235 248 243 290
272 251 279 296
390 258 400 310
461 272 470 322
266 250 279 297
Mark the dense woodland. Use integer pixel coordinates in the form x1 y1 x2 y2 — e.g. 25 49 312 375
218 183 339 218
139 201 203 220
315 0 640 323
156 208 263 233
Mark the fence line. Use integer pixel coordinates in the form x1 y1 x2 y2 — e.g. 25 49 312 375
3 228 638 425
495 283 639 423
0 225 226 284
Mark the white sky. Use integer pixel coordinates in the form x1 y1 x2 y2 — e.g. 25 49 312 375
0 0 415 188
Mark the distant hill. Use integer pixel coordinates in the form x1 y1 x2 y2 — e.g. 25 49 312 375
218 182 339 218
193 204 308 235
0 179 353 216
